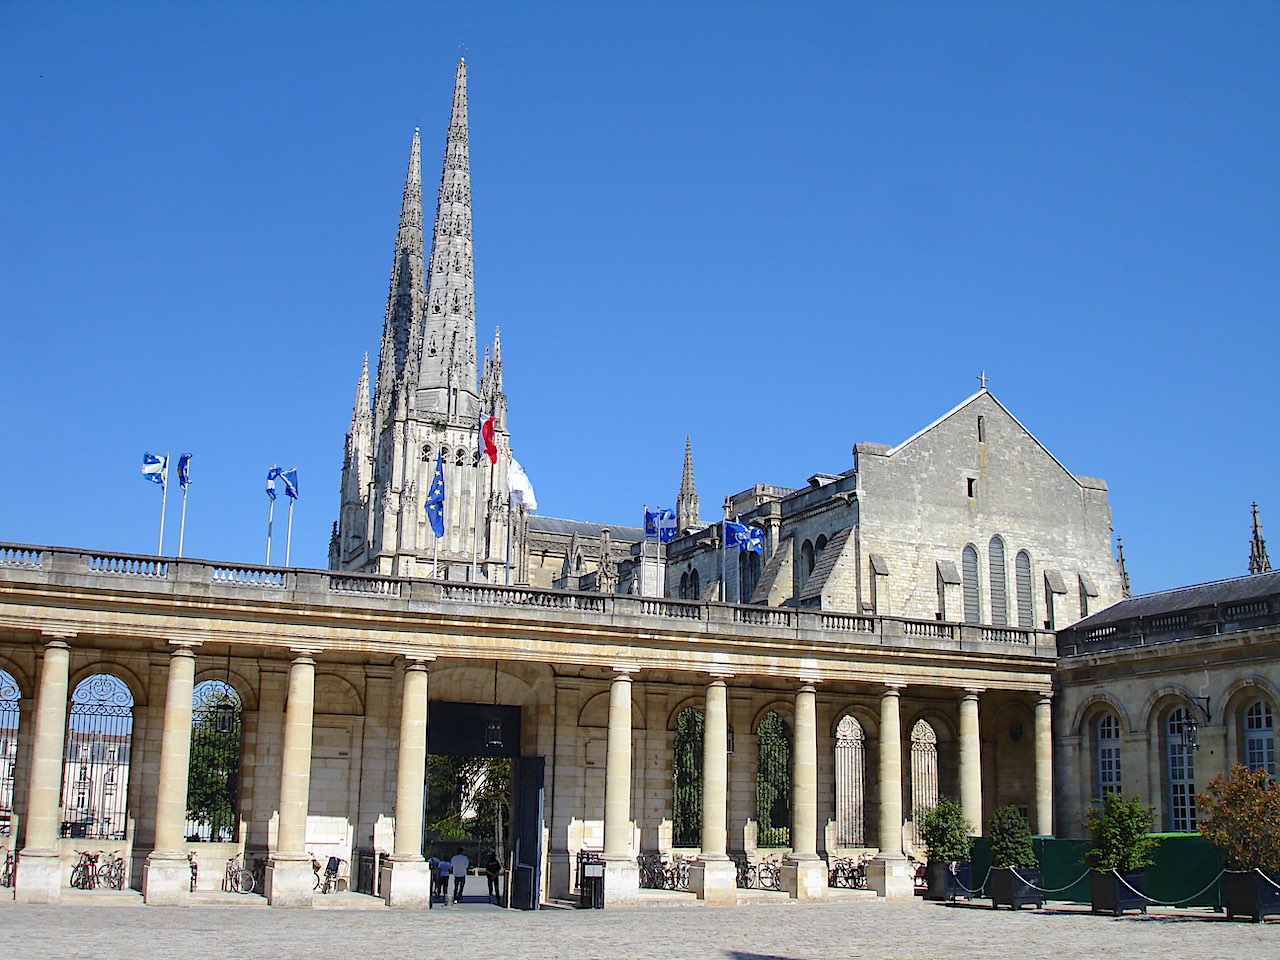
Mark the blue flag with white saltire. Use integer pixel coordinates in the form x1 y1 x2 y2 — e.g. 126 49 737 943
643 507 677 543
725 519 764 553
177 453 192 490
281 468 299 501
266 465 282 501
142 452 167 485
424 450 446 538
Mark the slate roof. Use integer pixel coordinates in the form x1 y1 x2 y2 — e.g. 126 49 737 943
527 516 644 542
1071 570 1280 630
798 527 853 603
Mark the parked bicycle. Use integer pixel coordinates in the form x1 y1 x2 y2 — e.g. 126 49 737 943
314 855 346 894
1 850 15 888
827 854 870 889
97 850 126 890
224 856 255 894
70 850 100 889
733 855 781 891
188 852 197 892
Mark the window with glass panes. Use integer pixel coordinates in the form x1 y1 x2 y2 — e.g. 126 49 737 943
1166 708 1196 831
1244 700 1276 776
1096 712 1121 797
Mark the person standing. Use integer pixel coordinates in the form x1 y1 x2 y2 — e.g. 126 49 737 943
484 851 502 904
434 854 451 905
450 847 470 903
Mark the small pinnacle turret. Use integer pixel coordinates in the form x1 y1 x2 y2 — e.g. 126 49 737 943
1250 502 1272 575
1116 536 1131 598
676 435 700 533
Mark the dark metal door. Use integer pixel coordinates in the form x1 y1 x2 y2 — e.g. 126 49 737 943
510 757 544 910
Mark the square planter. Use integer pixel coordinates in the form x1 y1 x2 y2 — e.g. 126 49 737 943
1090 870 1147 916
1224 870 1280 923
990 866 1042 910
925 861 974 901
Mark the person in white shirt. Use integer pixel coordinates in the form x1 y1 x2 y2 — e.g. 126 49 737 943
450 848 470 903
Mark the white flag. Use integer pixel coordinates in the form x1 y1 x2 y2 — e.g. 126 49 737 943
507 456 538 512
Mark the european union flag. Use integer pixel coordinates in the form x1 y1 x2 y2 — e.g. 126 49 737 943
266 465 282 501
644 507 677 543
725 520 764 553
281 468 299 501
424 450 446 538
177 453 192 490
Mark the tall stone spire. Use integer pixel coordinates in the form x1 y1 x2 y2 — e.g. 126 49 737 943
1115 536 1131 598
1250 502 1272 574
417 58 479 417
373 129 425 427
332 354 374 568
676 435 700 533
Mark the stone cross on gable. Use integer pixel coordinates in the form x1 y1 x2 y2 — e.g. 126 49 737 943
977 371 989 390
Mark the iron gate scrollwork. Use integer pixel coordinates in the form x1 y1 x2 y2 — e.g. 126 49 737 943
61 674 133 840
186 680 243 842
0 669 19 838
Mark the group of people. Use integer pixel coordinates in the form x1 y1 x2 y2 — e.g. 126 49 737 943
428 848 504 905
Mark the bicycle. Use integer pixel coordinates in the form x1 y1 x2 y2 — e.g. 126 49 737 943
188 852 198 892
223 856 255 894
70 850 100 889
754 858 782 891
97 850 126 890
316 856 346 894
828 854 870 889
1 850 14 888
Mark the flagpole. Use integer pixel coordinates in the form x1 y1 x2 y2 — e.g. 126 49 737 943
266 497 275 565
285 497 295 567
157 454 169 556
642 504 648 597
471 411 483 582
177 480 189 558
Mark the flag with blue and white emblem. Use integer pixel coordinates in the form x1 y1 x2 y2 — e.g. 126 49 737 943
725 520 764 553
644 507 677 543
142 452 167 485
265 465 282 501
424 450 446 538
177 453 193 490
281 468 299 501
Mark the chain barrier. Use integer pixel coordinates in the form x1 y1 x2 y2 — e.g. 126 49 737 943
1009 867 1092 894
948 865 992 895
1110 867 1226 906
1253 868 1280 891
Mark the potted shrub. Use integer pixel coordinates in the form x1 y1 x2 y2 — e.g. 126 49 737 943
987 805 1042 909
1197 764 1280 923
1082 793 1160 915
917 798 974 901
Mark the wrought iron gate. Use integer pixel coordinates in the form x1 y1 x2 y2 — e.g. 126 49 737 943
672 707 703 847
60 674 133 840
0 670 18 837
185 680 243 842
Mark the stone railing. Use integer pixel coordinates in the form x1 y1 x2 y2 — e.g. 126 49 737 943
0 543 1055 658
1058 591 1280 655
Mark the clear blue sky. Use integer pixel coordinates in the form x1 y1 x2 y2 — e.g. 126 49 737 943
2 2 1277 596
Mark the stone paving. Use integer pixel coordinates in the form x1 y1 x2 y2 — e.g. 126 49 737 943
0 894 1275 960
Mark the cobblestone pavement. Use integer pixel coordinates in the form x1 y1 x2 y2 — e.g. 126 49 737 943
1 896 1275 960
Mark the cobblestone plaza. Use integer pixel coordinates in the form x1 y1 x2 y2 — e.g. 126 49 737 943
1 897 1275 960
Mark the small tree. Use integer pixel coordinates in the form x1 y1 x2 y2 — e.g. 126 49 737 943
987 805 1037 869
918 798 973 864
1197 763 1280 872
1082 793 1160 873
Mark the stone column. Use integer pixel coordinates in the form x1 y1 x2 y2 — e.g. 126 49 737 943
143 644 198 905
782 682 826 900
958 690 983 834
15 634 72 903
1034 693 1054 836
868 683 913 899
382 656 434 907
602 667 640 904
266 653 316 907
690 674 735 904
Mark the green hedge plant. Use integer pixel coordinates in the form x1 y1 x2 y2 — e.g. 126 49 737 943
1082 793 1160 873
917 798 973 864
987 805 1037 869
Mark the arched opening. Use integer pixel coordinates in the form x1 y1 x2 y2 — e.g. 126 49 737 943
738 550 762 604
61 674 133 840
1093 711 1121 799
672 707 704 847
834 715 866 846
689 569 701 601
989 537 1007 625
1015 551 1034 628
1243 699 1276 776
1163 707 1197 832
185 679 244 842
680 571 689 600
961 546 980 624
756 711 791 847
909 719 939 848
0 670 19 836
801 540 815 578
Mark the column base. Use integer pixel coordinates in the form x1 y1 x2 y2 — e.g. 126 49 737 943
601 856 640 906
143 852 192 906
868 855 915 901
689 856 737 905
380 858 432 909
266 855 315 908
14 849 61 904
781 856 829 901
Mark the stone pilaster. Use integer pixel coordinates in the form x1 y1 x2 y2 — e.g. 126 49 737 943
143 644 198 905
382 656 434 907
958 690 983 833
690 675 736 904
868 683 913 899
602 667 639 904
15 634 72 903
1034 693 1054 835
782 682 826 900
267 653 316 907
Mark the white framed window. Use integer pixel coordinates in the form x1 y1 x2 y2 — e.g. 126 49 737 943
1244 700 1276 777
1096 712 1121 797
1166 708 1196 831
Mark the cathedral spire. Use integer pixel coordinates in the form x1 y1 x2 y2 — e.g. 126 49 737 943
417 58 479 414
1250 502 1272 574
373 128 425 425
353 352 370 423
1115 536 1131 598
676 434 700 533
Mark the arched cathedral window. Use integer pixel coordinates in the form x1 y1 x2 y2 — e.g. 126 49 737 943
1015 551 1034 628
961 546 980 624
989 537 1007 626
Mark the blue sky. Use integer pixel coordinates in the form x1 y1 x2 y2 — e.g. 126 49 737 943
1 2 1277 596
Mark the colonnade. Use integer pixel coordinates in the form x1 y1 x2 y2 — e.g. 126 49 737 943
10 634 1054 907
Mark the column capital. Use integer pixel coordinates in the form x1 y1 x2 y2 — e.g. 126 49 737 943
705 670 734 681
610 664 640 677
402 652 436 665
1035 690 1054 703
882 680 906 693
403 658 432 674
40 630 74 645
167 642 199 658
796 681 819 694
288 650 319 665
961 687 984 699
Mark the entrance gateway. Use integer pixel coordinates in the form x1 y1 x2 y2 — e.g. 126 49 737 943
426 701 543 910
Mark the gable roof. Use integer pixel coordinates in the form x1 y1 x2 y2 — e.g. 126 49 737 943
885 389 1079 486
